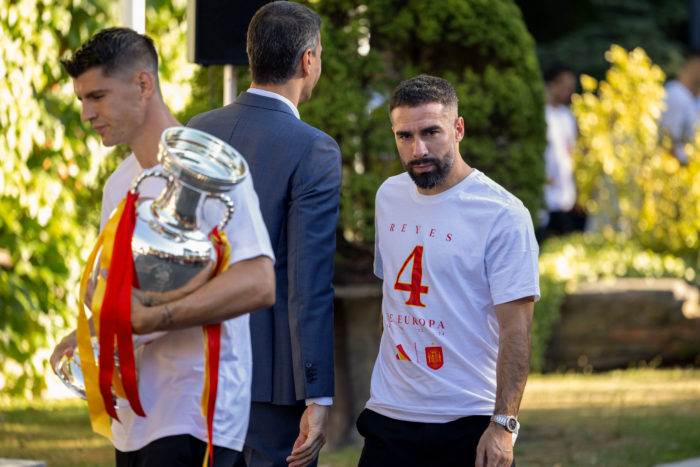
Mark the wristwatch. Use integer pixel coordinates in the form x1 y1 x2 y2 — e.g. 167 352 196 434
491 414 520 433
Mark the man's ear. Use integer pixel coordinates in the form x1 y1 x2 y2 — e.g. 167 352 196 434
135 71 155 98
300 48 313 77
455 116 465 142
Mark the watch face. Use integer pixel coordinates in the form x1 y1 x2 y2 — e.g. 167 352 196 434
507 418 518 432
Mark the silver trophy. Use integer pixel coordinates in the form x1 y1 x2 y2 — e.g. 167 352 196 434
53 126 247 399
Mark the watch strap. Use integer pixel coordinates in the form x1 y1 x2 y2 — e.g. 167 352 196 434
490 414 520 434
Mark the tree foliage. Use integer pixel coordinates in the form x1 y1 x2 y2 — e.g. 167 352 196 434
0 0 113 397
516 0 688 81
572 45 700 259
365 0 546 225
296 1 392 244
0 0 195 397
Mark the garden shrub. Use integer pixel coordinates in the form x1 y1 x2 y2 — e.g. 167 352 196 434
572 45 700 259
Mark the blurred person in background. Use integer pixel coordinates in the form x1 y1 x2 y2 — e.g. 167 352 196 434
659 49 700 166
538 63 586 243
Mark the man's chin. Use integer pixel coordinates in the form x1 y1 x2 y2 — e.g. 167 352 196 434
98 136 119 147
409 172 443 190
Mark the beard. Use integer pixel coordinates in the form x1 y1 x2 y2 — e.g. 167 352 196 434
403 150 455 190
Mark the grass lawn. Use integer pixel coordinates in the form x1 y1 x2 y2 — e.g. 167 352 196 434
1 368 699 466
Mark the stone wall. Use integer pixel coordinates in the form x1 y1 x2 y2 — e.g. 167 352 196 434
546 278 700 371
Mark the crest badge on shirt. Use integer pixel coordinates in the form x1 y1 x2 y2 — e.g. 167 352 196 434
425 345 444 370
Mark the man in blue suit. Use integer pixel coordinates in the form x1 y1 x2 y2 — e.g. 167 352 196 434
187 2 341 467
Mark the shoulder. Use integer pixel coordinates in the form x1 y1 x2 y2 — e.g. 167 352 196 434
465 170 530 217
376 173 411 200
189 99 338 153
665 81 692 103
104 154 140 196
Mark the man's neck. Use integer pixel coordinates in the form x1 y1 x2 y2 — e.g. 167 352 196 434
130 104 181 169
545 88 561 107
250 81 303 108
679 74 698 97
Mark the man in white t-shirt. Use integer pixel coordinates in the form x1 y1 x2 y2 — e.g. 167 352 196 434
659 50 700 166
50 27 275 466
539 64 586 241
357 75 540 467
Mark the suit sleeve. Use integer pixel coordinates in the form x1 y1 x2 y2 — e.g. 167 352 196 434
287 132 342 400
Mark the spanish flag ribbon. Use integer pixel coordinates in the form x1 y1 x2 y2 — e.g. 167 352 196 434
77 195 133 438
201 226 230 467
98 190 144 421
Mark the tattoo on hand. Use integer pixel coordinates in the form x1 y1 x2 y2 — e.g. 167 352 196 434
160 305 174 328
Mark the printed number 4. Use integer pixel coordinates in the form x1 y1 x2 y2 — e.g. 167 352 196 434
393 245 429 307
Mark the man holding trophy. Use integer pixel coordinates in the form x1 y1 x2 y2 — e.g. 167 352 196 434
50 27 275 466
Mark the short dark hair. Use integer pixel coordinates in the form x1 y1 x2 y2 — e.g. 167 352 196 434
543 63 573 84
247 1 322 85
61 27 159 81
389 75 458 113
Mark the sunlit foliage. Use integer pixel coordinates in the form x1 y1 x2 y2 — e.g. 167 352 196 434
572 45 700 258
0 0 114 397
0 0 194 397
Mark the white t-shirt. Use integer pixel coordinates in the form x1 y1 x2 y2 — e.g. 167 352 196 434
544 104 577 212
660 80 696 164
102 153 274 452
366 170 540 423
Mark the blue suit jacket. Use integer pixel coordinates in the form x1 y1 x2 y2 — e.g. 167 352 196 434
188 92 341 405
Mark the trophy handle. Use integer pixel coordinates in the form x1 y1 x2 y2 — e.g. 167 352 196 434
130 169 174 194
205 193 235 231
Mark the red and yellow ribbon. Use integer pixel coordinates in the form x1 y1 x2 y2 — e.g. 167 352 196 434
78 193 229 467
201 226 230 467
77 195 133 438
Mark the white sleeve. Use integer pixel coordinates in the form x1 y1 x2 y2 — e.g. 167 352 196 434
374 221 383 280
484 205 540 305
100 177 120 232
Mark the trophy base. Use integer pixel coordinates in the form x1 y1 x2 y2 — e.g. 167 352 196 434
53 338 120 406
53 331 164 403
